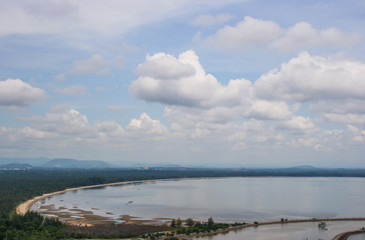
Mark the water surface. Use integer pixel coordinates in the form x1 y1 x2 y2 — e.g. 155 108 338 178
196 221 365 240
31 177 365 223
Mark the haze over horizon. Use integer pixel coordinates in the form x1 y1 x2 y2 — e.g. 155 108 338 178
1 0 365 168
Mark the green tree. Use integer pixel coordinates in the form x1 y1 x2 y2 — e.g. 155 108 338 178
170 219 176 227
208 217 214 226
176 218 182 227
186 218 194 227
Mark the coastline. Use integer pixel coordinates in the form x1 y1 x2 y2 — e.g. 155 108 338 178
16 178 365 239
179 218 365 239
16 178 191 216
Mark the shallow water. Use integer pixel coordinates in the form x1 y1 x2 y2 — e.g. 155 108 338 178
196 221 365 240
349 233 365 240
31 177 365 224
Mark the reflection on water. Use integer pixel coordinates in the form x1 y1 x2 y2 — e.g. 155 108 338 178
31 177 365 224
349 233 365 240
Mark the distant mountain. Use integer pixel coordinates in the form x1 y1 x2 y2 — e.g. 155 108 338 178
42 159 110 169
0 163 32 170
287 165 318 170
0 157 50 166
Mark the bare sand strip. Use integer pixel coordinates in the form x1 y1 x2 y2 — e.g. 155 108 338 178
16 178 182 215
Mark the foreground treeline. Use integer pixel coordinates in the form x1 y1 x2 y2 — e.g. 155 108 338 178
1 167 365 239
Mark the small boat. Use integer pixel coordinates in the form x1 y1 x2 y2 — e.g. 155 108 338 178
318 221 326 228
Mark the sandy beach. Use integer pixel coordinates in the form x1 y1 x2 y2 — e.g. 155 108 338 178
16 179 160 216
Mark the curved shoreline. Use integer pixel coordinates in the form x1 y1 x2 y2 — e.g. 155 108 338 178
178 218 365 240
333 229 365 240
16 178 186 215
16 178 365 240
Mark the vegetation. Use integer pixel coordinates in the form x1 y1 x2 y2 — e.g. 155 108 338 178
164 217 232 237
142 217 232 239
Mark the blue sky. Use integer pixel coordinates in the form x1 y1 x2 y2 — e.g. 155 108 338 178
1 0 365 167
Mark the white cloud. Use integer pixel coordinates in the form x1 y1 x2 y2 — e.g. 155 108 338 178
126 113 168 136
0 79 46 107
310 100 365 125
135 52 196 80
322 113 365 125
198 17 361 53
18 127 56 139
130 50 252 108
54 85 87 96
277 116 316 132
191 13 232 26
310 100 365 115
24 1 78 20
11 108 170 155
70 54 109 75
244 100 293 120
271 22 361 54
254 52 365 102
201 16 283 50
291 137 319 148
0 1 243 36
27 108 97 137
95 121 124 139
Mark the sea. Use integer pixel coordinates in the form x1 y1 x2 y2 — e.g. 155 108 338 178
31 177 365 239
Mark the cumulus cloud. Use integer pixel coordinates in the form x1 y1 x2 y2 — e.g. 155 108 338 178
135 52 196 80
198 17 361 53
201 16 283 50
311 100 365 125
322 113 365 125
131 50 252 108
191 13 232 26
30 108 97 137
131 49 365 156
244 100 293 120
0 79 47 107
18 127 57 139
126 113 168 136
277 116 316 133
254 52 365 102
54 85 87 96
70 54 109 75
1 108 173 156
95 121 124 139
270 22 361 54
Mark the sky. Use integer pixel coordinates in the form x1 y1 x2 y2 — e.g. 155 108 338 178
1 0 365 168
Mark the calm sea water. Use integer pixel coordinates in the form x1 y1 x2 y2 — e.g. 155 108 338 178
196 221 365 240
349 233 365 240
32 177 365 222
31 177 365 239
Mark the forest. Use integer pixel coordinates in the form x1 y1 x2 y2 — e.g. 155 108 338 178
1 167 365 239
